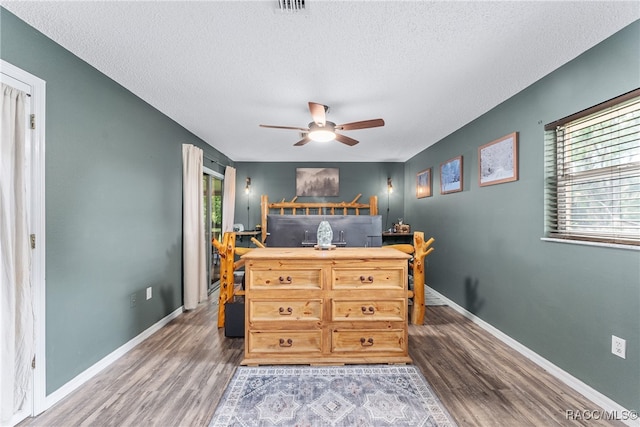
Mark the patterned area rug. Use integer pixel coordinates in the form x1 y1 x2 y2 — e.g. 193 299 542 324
209 365 457 426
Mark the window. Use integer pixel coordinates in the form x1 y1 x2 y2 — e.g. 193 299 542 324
544 89 640 246
203 170 224 292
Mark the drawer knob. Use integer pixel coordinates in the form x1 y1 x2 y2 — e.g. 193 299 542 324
279 306 293 315
279 276 293 284
359 275 374 283
279 338 293 347
361 306 375 315
360 337 374 347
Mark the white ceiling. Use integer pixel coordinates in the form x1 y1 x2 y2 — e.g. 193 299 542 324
2 1 639 162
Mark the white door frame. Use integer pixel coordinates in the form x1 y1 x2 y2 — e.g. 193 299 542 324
1 59 47 422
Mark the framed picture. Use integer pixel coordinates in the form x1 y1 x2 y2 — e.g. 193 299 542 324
416 168 431 198
296 168 339 196
440 156 463 194
478 132 518 187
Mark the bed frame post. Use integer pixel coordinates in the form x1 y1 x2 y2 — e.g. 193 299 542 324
260 194 269 243
369 195 378 215
214 232 237 328
411 232 435 325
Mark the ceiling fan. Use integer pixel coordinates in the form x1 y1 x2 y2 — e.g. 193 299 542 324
260 102 385 146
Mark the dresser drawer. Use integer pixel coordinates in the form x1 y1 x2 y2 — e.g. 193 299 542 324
248 268 322 290
247 330 322 354
249 299 322 322
331 329 406 353
331 298 405 321
332 268 405 290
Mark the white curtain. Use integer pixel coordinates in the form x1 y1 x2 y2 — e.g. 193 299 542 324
182 144 206 310
1 83 34 424
222 166 236 233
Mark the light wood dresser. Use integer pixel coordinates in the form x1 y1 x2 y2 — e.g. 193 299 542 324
240 247 412 365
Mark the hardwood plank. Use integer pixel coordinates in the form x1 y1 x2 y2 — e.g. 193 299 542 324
409 307 624 427
19 300 624 427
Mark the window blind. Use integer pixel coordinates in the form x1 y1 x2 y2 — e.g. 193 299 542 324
544 89 640 246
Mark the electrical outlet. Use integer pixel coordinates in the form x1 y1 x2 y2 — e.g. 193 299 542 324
146 286 152 300
611 335 626 359
130 293 137 308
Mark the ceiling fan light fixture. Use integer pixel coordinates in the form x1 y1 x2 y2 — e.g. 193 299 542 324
308 122 336 142
308 129 335 142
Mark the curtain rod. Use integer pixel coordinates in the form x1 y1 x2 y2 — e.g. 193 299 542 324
204 154 228 169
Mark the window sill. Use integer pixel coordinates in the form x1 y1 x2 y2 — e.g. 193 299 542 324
541 237 640 252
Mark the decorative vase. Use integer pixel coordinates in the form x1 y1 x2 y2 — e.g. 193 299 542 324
316 220 333 248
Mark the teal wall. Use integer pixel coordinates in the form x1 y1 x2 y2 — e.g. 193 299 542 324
233 162 405 233
404 21 640 411
1 9 232 394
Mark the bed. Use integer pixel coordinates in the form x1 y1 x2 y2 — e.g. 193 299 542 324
215 193 433 328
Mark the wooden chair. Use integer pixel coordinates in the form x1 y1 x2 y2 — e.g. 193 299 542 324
387 231 435 325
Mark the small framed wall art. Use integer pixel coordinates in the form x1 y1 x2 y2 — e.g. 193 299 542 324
416 168 432 198
478 132 518 187
440 156 463 194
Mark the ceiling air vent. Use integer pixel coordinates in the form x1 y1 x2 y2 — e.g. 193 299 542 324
278 0 305 12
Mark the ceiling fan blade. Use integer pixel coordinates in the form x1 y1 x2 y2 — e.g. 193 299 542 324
260 124 310 132
336 118 385 131
294 136 312 146
308 102 327 126
335 133 359 146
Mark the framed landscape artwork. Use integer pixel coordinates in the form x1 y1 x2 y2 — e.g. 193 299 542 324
416 168 431 198
479 132 518 187
440 156 463 194
296 168 339 196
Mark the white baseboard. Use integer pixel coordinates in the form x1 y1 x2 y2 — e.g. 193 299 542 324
9 407 29 427
43 306 184 410
426 286 639 427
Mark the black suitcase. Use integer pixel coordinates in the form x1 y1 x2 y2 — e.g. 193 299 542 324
224 299 245 338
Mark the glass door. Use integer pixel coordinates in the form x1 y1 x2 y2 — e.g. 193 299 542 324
203 169 223 293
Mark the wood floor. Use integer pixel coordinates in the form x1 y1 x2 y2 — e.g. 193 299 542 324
19 297 623 427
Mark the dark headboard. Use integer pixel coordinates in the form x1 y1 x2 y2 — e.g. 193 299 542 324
259 194 378 244
266 215 382 247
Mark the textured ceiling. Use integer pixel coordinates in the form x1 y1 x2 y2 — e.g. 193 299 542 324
2 1 639 162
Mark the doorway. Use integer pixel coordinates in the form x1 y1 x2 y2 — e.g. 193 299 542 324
203 168 223 294
1 60 46 425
